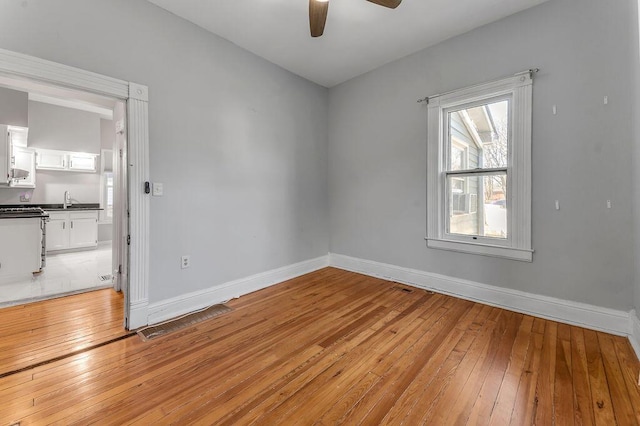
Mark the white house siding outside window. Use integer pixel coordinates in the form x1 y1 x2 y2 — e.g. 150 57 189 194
426 72 534 261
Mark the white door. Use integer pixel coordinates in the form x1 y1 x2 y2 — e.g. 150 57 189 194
112 101 129 327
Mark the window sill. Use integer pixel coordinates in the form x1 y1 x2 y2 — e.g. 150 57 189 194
426 238 533 262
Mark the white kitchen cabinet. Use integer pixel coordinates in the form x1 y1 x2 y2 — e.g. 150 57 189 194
69 213 98 248
36 149 66 170
45 212 68 251
68 153 97 172
10 146 36 188
1 125 34 187
45 210 98 252
0 218 42 279
36 149 97 172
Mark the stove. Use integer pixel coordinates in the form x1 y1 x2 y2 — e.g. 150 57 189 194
0 207 49 270
0 207 48 218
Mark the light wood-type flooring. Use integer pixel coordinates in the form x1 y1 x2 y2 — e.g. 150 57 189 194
0 288 127 377
1 267 639 424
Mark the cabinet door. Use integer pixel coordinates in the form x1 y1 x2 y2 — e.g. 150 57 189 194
0 125 9 185
36 150 67 170
68 154 97 172
69 215 98 249
46 217 69 251
10 146 36 188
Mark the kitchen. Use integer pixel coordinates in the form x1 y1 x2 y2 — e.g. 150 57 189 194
0 85 116 307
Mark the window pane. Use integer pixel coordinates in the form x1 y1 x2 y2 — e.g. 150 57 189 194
447 174 507 239
448 99 509 170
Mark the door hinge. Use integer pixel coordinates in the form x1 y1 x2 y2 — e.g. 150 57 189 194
127 235 131 245
119 149 123 158
118 264 122 275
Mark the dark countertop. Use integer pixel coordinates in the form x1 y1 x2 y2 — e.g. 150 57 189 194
42 203 103 211
0 212 49 219
0 206 50 219
0 203 102 211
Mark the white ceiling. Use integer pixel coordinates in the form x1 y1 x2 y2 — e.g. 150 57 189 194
147 0 549 88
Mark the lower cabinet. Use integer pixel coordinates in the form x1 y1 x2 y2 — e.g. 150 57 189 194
46 210 98 252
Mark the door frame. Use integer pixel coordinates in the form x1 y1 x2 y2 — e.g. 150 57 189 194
0 48 150 329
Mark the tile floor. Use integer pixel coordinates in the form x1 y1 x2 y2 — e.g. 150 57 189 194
0 241 113 307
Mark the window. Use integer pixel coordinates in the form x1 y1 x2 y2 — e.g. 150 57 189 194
103 172 114 220
99 149 114 223
426 72 533 261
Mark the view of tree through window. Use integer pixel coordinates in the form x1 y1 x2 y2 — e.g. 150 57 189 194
446 99 509 239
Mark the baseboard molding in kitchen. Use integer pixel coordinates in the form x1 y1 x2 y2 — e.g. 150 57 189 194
146 255 330 325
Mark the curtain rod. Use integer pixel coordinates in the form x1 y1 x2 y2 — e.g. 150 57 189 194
417 68 539 104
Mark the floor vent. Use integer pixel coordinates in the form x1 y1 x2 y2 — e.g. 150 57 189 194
99 274 112 282
137 304 232 341
392 286 414 293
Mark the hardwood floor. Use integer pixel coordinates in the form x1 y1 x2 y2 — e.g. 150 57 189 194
1 268 639 424
0 289 127 377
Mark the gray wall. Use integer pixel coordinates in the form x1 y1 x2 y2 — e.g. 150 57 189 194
633 0 640 314
328 0 635 311
0 86 28 127
0 0 329 303
28 101 101 153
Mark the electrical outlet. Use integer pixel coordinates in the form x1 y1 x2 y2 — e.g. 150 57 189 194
181 255 190 269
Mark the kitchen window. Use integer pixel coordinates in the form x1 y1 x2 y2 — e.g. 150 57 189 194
426 72 534 261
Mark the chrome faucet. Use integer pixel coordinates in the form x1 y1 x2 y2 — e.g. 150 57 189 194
64 191 71 209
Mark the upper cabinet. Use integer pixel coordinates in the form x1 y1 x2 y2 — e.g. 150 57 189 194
35 148 97 173
10 145 36 188
36 149 66 170
0 125 35 188
68 153 97 172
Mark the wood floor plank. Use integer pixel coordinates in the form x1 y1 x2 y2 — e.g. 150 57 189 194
570 327 596 425
553 323 576 426
509 330 543 425
533 320 558 425
487 315 535 425
584 328 618 425
465 311 523 425
599 333 638 425
0 268 638 425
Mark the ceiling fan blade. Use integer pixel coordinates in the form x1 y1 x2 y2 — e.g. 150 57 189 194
366 0 402 9
309 0 329 37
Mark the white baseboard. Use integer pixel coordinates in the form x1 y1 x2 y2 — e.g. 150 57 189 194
129 299 149 330
629 310 640 359
147 255 329 325
329 253 631 338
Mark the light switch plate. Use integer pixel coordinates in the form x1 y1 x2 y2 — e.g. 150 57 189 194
152 182 163 196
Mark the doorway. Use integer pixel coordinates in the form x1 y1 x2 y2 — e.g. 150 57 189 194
0 78 128 317
0 47 150 330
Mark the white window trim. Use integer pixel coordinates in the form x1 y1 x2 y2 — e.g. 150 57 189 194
426 72 533 262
